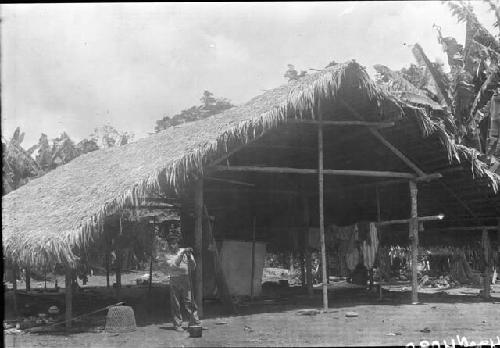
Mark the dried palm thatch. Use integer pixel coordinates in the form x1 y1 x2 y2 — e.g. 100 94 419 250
2 61 499 270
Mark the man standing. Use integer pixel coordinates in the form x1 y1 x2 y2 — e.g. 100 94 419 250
155 227 201 332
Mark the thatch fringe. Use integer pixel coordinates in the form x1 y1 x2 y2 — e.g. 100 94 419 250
2 61 499 271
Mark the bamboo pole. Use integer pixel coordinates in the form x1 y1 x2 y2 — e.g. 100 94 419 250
149 217 155 292
65 269 73 329
12 265 18 317
318 112 328 311
25 266 31 292
377 214 444 226
115 217 123 299
105 251 110 288
409 180 419 304
194 178 204 317
288 119 395 128
213 165 418 179
481 228 491 299
303 195 313 298
250 216 256 299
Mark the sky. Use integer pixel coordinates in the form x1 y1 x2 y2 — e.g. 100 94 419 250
1 2 498 147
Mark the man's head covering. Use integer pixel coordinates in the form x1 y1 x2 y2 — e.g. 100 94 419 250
166 220 182 242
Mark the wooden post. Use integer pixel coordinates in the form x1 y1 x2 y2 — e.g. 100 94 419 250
495 219 500 284
303 196 314 297
115 218 123 298
481 228 491 299
409 180 419 304
12 265 18 317
65 269 73 329
250 216 256 299
105 251 110 288
115 250 122 298
149 217 155 292
318 111 328 311
25 266 31 292
194 178 204 317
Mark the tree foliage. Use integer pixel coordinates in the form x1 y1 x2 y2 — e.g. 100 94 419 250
2 128 40 194
2 125 133 195
377 1 500 165
154 90 234 132
284 64 307 82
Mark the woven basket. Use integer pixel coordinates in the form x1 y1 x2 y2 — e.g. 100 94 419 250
105 306 137 333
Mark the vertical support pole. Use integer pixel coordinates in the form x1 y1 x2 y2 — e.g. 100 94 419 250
495 219 500 284
409 180 419 304
303 195 314 297
116 217 123 298
115 251 122 298
250 216 256 299
318 111 328 311
65 268 73 329
25 266 31 292
194 178 204 317
105 251 110 288
149 217 155 292
481 228 491 299
300 192 306 288
12 265 18 317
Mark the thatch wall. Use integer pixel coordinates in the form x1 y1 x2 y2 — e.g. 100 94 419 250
2 61 499 269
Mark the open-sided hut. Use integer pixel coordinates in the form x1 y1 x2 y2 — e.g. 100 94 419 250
3 61 500 325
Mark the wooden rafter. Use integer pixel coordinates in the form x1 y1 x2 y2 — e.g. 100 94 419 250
213 165 418 179
338 98 430 178
288 119 395 128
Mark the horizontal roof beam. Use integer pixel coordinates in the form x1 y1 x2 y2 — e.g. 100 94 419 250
213 165 418 179
288 119 395 128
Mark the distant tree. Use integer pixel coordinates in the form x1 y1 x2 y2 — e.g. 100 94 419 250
89 125 134 149
33 134 53 171
50 132 80 168
200 90 217 108
76 138 99 155
3 125 133 195
284 64 307 82
2 127 40 194
154 91 234 132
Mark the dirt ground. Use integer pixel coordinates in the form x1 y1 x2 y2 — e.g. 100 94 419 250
4 278 500 348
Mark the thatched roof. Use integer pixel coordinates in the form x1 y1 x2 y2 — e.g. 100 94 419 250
3 61 499 269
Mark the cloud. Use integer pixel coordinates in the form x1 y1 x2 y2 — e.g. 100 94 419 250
2 2 495 147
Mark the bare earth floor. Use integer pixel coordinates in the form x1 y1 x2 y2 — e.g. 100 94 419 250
4 282 500 347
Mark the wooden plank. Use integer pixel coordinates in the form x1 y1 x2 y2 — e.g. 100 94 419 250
318 114 328 311
65 269 73 329
203 205 238 314
213 165 417 179
194 179 204 317
409 180 419 304
288 119 395 128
